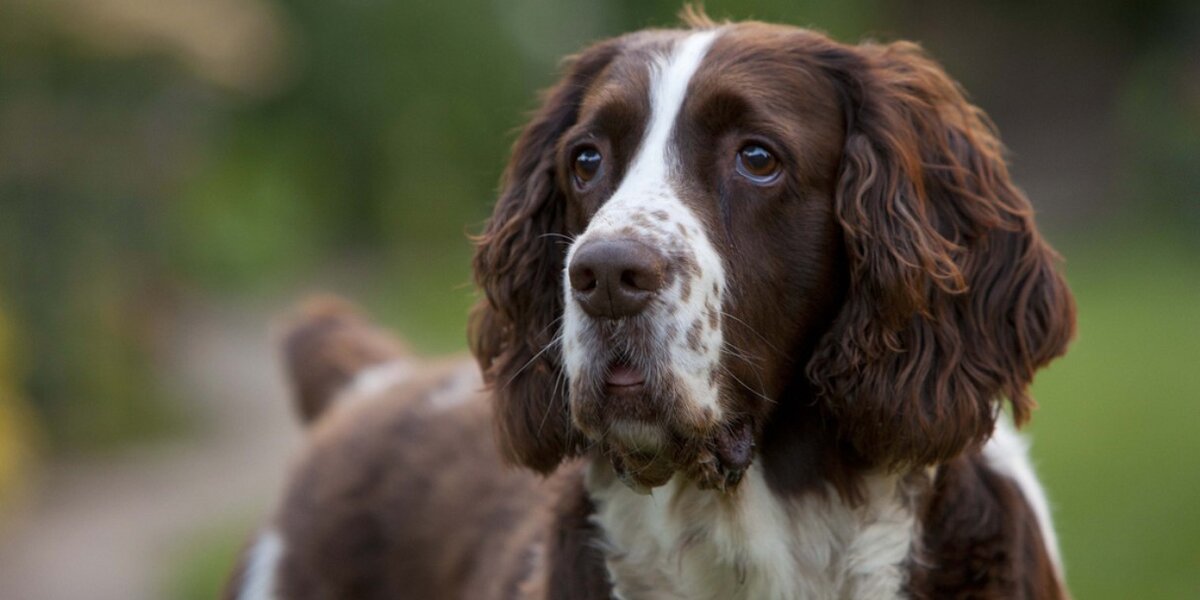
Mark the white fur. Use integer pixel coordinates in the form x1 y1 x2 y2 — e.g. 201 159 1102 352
339 358 478 412
236 529 283 600
423 361 482 411
588 463 920 600
983 418 1064 574
563 29 727 423
342 358 416 400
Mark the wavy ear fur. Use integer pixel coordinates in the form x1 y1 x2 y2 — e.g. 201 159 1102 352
808 41 1076 468
470 42 619 473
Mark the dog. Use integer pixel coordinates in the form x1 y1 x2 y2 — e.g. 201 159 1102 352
226 12 1075 599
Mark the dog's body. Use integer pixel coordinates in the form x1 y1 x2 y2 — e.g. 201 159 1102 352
227 307 1064 599
228 14 1074 599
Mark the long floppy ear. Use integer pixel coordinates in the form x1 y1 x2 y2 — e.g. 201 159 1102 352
807 41 1076 468
470 41 619 473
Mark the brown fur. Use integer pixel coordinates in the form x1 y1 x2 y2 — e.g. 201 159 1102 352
466 16 1072 598
229 13 1074 599
472 21 1074 479
909 455 1068 599
281 296 410 423
229 302 1066 599
274 369 540 599
802 39 1076 469
468 38 624 473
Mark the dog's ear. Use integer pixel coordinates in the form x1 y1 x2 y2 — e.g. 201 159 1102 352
470 41 619 474
807 41 1076 468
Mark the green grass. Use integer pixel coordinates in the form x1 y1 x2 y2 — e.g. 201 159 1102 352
169 234 1200 599
166 518 252 600
1026 234 1200 599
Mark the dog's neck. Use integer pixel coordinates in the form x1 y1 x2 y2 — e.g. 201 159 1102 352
584 423 925 600
585 461 921 600
581 369 929 599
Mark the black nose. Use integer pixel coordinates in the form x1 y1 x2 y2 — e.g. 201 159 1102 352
569 239 667 319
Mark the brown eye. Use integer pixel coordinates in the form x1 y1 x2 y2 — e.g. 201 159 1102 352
573 147 602 186
736 144 781 184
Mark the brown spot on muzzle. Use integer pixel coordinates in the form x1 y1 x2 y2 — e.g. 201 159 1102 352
686 320 705 352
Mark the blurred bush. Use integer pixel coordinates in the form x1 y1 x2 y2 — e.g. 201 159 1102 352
0 0 799 447
0 298 37 518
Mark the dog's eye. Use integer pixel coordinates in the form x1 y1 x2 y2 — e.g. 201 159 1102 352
573 147 603 186
736 144 781 184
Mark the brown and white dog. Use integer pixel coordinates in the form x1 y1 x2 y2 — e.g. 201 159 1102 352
226 12 1076 600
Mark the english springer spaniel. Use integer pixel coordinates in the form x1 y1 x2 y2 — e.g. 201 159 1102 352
227 13 1076 600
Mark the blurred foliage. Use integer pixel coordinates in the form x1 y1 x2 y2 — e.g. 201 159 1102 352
0 0 895 449
0 298 38 518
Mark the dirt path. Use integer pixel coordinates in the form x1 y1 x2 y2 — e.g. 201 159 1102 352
0 300 301 600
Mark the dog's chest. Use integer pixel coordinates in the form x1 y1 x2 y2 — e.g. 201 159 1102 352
587 464 918 600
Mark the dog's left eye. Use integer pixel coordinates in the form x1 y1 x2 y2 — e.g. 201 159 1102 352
736 144 781 184
573 147 603 186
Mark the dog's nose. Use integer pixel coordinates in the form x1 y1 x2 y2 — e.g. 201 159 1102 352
569 239 667 319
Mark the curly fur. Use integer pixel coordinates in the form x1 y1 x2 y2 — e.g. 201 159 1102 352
226 15 1076 600
471 28 1075 477
803 41 1076 468
469 41 622 472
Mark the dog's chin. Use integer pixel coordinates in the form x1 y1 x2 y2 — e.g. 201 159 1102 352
599 418 755 495
579 402 757 496
569 355 756 494
602 419 679 494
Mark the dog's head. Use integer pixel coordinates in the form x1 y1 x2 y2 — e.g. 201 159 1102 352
470 17 1074 492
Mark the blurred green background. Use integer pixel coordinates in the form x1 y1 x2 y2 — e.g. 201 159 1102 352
0 0 1196 598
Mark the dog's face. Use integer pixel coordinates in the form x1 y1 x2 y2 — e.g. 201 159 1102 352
557 28 847 490
471 20 1074 492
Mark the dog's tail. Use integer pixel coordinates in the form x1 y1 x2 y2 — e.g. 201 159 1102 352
280 296 409 425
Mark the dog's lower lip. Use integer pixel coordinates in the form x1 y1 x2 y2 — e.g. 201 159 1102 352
606 362 646 388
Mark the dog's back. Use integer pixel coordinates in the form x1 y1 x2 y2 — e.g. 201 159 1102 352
224 299 559 600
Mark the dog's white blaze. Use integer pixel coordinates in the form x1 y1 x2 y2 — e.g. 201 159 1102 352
984 418 1065 574
564 29 726 419
626 29 719 189
237 529 283 600
588 463 918 600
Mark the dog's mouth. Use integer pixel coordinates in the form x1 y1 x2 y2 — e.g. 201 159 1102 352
604 358 646 394
568 334 753 495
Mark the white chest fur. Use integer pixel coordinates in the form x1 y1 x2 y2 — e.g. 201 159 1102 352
586 463 920 600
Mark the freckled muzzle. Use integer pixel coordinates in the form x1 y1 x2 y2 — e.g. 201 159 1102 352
554 30 746 493
562 228 749 494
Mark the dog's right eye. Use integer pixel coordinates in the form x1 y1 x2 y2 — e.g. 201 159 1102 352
573 147 603 187
735 144 781 185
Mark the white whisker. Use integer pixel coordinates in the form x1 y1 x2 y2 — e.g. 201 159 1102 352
505 333 563 389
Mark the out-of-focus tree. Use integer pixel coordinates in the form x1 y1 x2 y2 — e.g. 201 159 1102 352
0 0 301 449
885 0 1200 235
0 298 37 516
